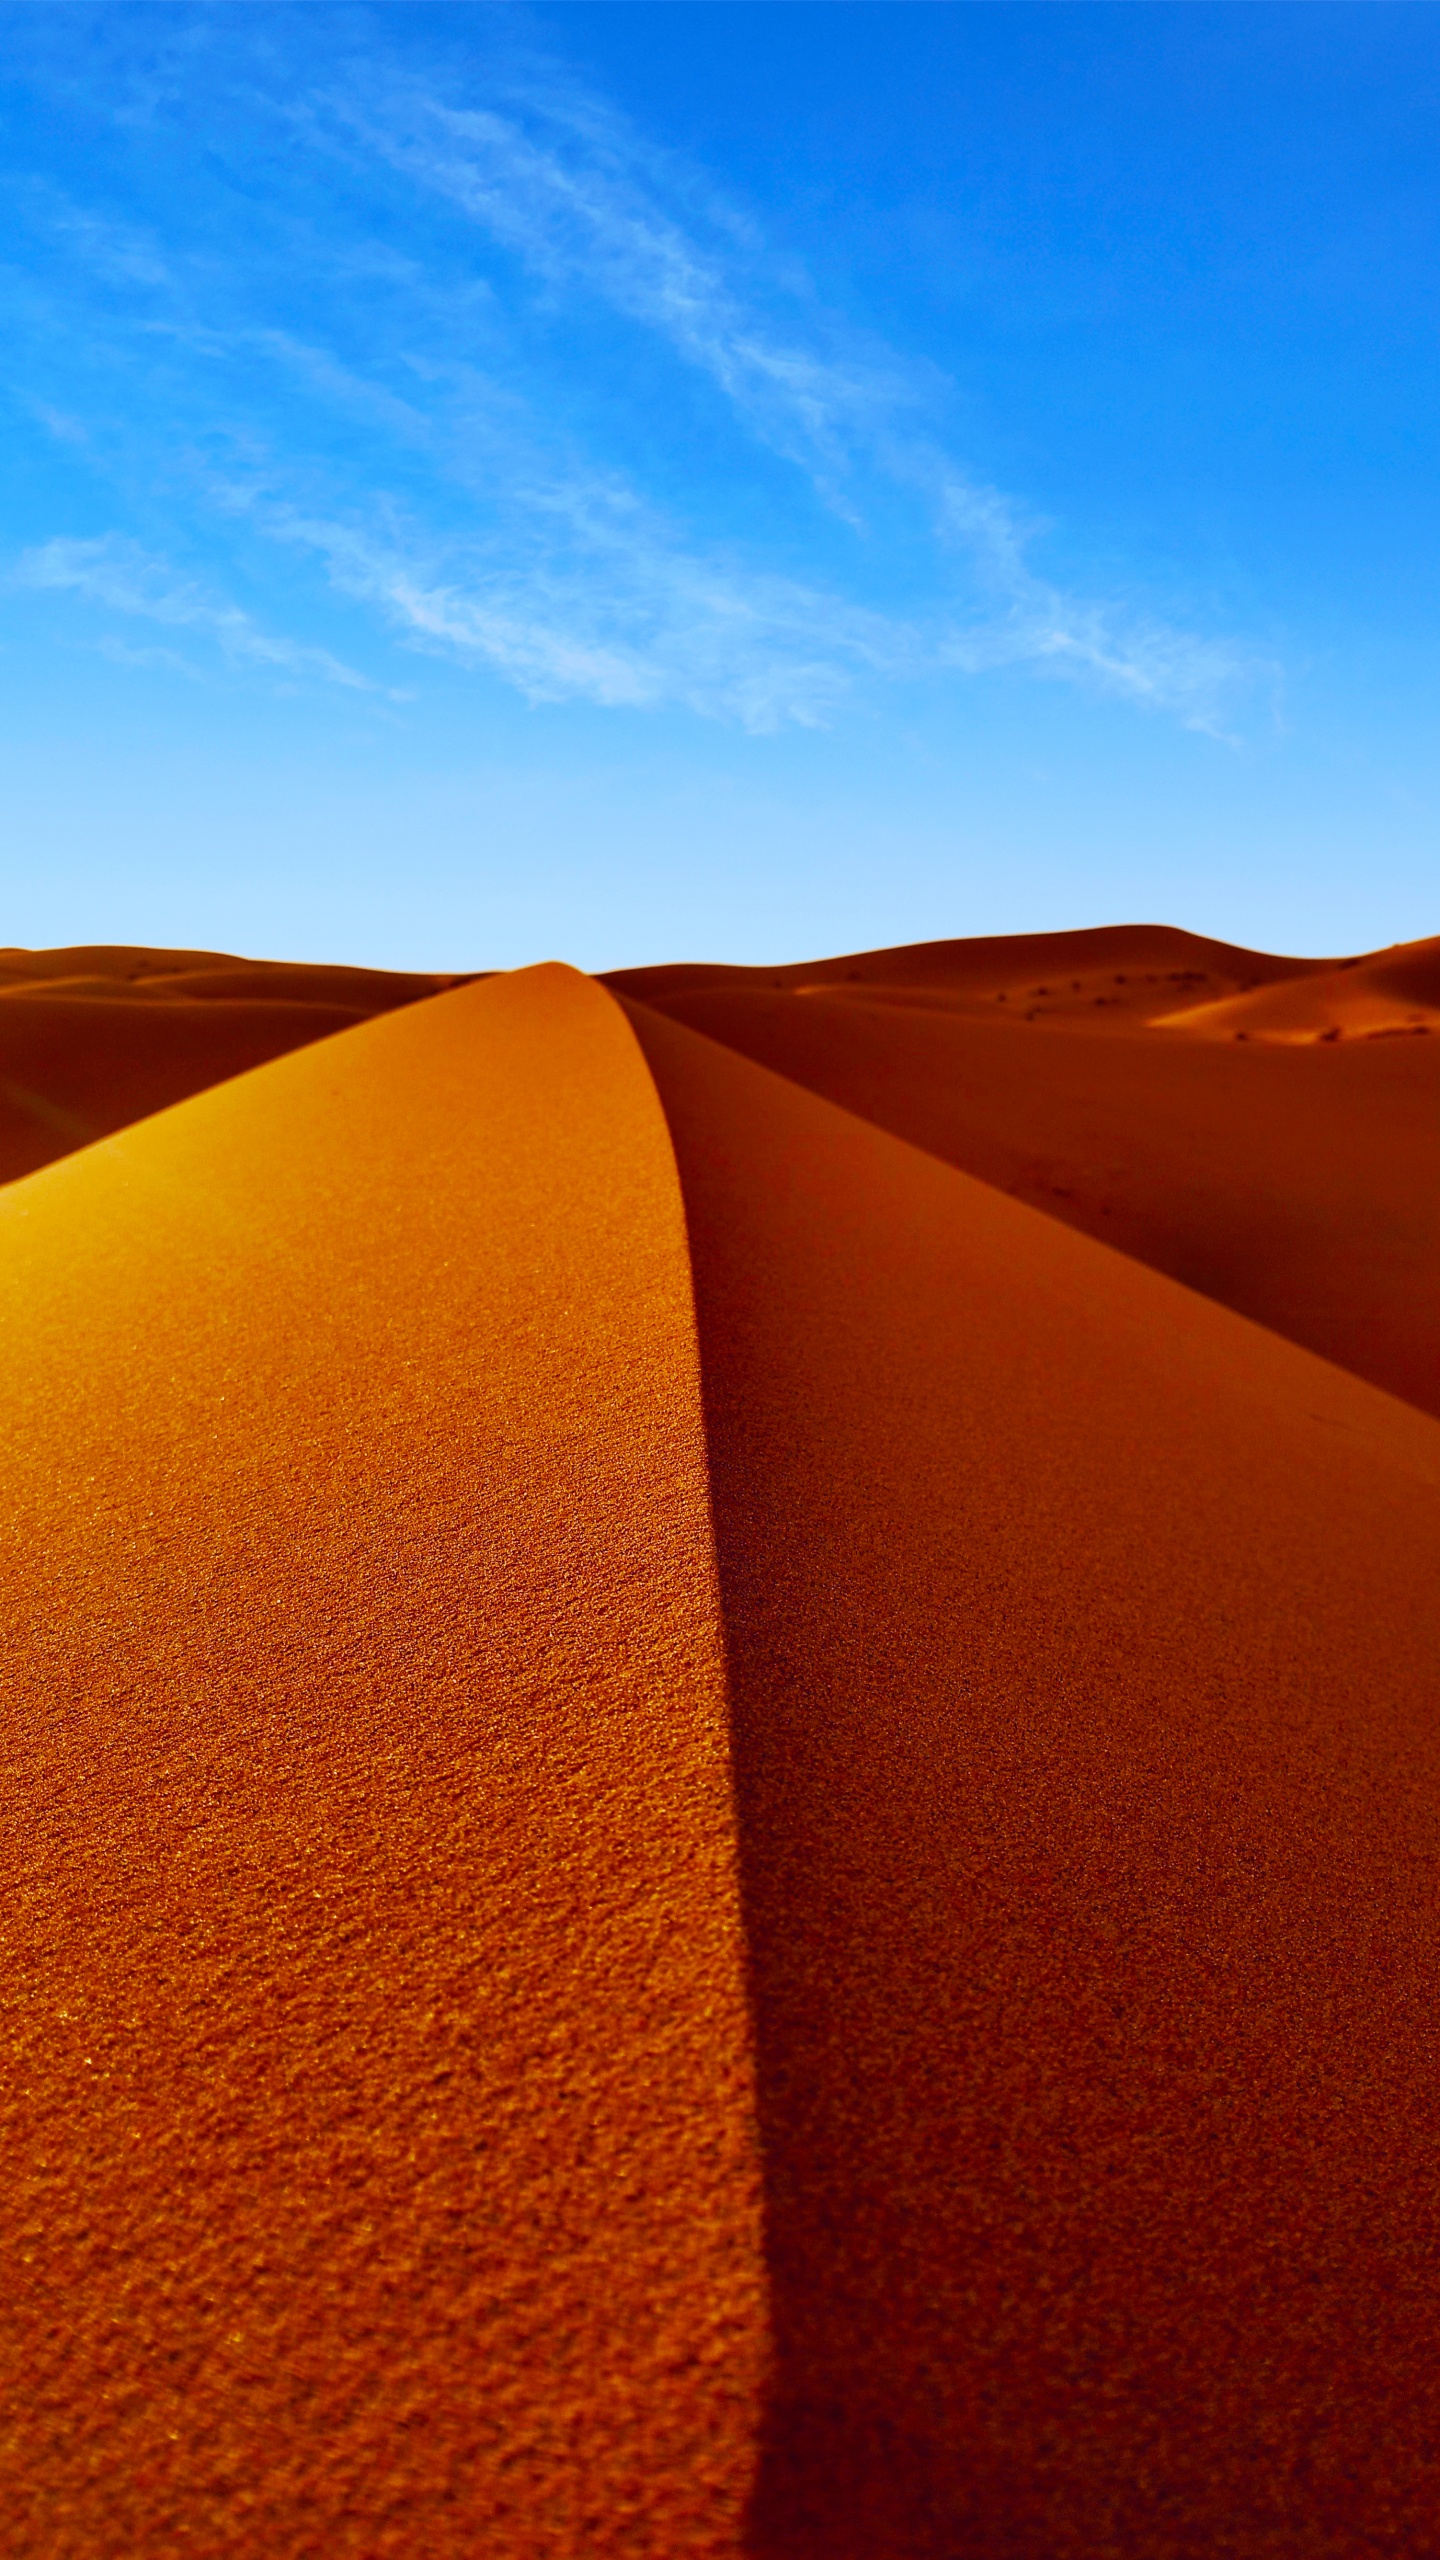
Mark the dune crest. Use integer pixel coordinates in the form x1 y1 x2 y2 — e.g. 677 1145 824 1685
610 922 1323 1028
2 964 766 2558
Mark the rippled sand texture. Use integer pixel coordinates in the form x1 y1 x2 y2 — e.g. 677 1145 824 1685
5 942 1440 2556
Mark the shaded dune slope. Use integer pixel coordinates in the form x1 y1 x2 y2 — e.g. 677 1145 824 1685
624 996 1440 2558
0 945 475 1187
611 931 1440 1418
1 966 765 2559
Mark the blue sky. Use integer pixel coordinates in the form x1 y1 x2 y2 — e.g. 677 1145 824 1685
2 2 1437 969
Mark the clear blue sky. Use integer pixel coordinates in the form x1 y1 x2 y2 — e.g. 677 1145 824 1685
2 1 1437 969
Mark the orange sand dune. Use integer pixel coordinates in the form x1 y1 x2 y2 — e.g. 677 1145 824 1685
0 943 253 983
610 921 1325 1027
625 996 1440 2556
0 943 464 1005
1151 932 1440 1043
610 929 1440 1418
5 951 1440 2553
2 968 765 2558
0 945 473 1186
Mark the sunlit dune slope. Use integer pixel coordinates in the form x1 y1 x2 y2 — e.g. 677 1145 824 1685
0 966 766 2560
611 930 1440 1418
625 996 1440 2560
1152 932 1440 1043
0 944 476 1186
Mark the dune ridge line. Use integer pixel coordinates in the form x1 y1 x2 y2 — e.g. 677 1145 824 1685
1 962 768 2558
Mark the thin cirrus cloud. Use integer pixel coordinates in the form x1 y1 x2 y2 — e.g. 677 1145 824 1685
5 9 1268 738
14 536 377 692
220 473 917 731
339 70 905 493
324 52 1266 732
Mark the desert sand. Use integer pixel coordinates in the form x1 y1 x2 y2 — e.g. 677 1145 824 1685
4 932 1438 2555
608 927 1440 1417
0 945 475 1187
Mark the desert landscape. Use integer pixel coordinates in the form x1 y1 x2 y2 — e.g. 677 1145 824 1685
4 928 1439 2555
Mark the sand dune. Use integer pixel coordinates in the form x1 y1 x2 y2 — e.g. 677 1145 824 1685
5 941 1439 2553
610 927 1440 1418
2 968 765 2557
0 943 465 1005
611 922 1325 1028
626 993 1440 2556
11 926 1436 1415
0 945 473 1186
1150 933 1440 1043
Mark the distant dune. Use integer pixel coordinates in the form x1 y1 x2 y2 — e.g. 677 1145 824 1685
4 934 1438 2554
0 943 478 1186
609 926 1440 1417
1150 935 1440 1043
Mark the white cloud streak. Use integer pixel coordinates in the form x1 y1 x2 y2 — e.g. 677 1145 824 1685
14 535 376 690
348 79 904 491
228 481 911 731
929 473 1256 732
5 15 1272 737
318 52 1266 732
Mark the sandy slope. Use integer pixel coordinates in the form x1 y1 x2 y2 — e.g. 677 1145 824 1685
625 995 1440 2558
4 940 1440 2553
610 923 1323 1026
9 927 1436 1420
0 946 473 1186
1151 935 1440 1043
1 966 765 2559
610 930 1440 1418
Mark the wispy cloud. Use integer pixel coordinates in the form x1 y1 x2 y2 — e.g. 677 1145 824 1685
228 480 910 730
929 472 1259 734
1 9 1272 738
98 633 201 679
343 75 908 493
312 46 1265 730
44 200 173 292
14 535 377 690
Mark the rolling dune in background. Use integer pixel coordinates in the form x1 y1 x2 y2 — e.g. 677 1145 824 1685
5 933 1439 2554
0 946 475 1186
1149 939 1440 1043
609 928 1440 1417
